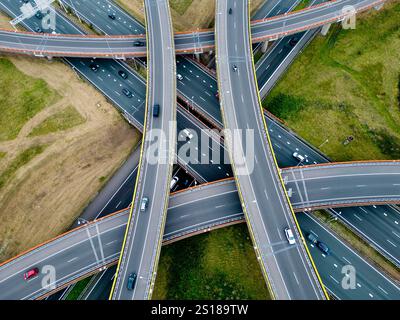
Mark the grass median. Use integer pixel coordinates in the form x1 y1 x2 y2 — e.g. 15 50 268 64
153 224 271 300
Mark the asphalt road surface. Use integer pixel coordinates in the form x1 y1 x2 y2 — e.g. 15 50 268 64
1 170 400 300
216 0 326 300
109 0 176 300
0 0 384 57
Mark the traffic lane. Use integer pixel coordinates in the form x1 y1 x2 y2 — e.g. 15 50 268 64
2 174 400 300
60 0 145 35
176 108 233 182
298 213 400 299
284 165 400 208
250 0 380 40
337 206 400 265
176 57 221 125
84 266 117 300
252 0 298 20
256 33 305 84
0 212 127 300
0 31 148 56
267 116 328 167
175 6 303 129
68 58 146 125
165 181 241 240
111 0 175 299
221 0 324 299
0 0 83 34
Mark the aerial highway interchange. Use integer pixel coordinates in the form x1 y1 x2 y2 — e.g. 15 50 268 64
0 0 398 302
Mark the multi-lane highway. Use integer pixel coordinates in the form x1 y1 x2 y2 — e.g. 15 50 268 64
1 165 400 300
0 0 386 57
109 0 176 300
0 0 398 301
215 0 326 300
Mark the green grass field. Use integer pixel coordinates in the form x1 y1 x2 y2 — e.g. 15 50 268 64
29 106 86 137
263 1 400 161
294 0 311 11
169 0 193 15
0 144 48 190
65 276 93 300
153 224 271 300
0 58 61 142
0 152 5 160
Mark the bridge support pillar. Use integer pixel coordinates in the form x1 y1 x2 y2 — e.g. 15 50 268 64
195 53 200 62
374 3 383 10
261 40 269 53
320 23 331 36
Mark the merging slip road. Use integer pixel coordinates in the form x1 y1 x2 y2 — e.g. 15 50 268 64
215 0 326 300
109 0 176 300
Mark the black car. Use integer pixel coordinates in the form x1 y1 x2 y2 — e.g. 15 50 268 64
108 13 116 20
122 88 132 98
228 8 233 14
89 63 100 72
127 272 137 291
35 26 43 33
317 241 330 255
118 70 128 79
133 41 145 47
153 104 160 117
35 11 43 19
289 37 299 46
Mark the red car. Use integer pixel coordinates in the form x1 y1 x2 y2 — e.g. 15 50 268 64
23 268 39 281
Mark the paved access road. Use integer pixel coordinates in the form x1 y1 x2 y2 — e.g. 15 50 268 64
215 0 326 300
109 0 176 300
2 169 400 300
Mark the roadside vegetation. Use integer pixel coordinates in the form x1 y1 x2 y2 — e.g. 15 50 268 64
294 0 311 11
153 224 271 300
65 276 93 300
0 144 48 190
29 106 86 137
0 52 139 263
263 1 400 162
0 58 61 141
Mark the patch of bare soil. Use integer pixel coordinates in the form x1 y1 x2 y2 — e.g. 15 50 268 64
116 0 266 31
0 56 140 262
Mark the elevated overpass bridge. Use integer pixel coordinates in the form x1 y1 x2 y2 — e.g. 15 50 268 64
0 161 399 300
0 0 386 58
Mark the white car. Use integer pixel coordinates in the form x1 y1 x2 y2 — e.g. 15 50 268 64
170 176 179 190
292 152 305 162
285 228 296 245
182 129 194 140
140 197 149 212
177 74 183 81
